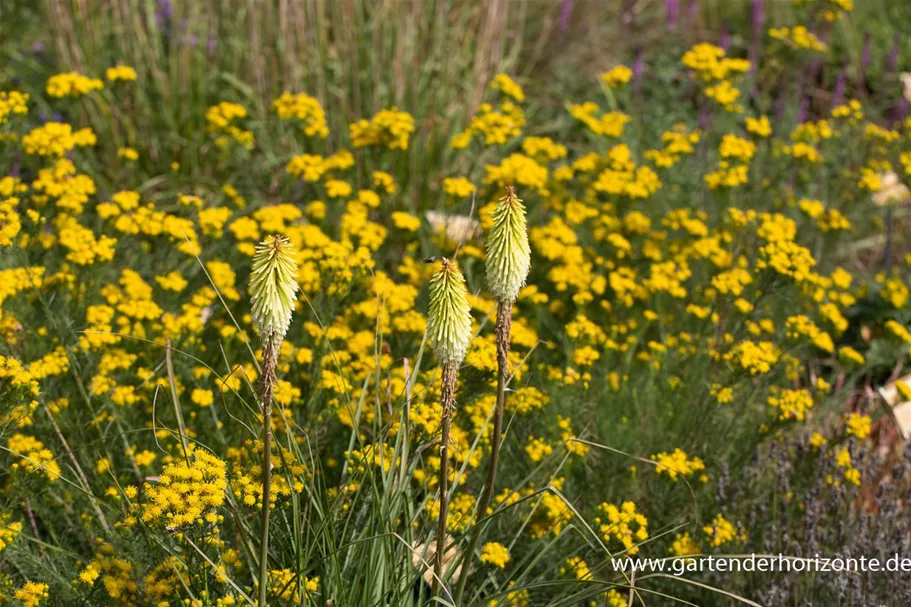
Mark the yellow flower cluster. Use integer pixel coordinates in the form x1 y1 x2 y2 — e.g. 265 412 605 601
490 74 525 102
681 43 750 81
758 240 816 281
271 91 329 138
593 144 662 199
568 102 630 137
795 0 853 21
7 433 60 481
229 439 308 508
206 101 254 150
0 513 23 552
285 149 354 182
443 176 476 198
105 64 137 82
652 448 706 481
57 215 117 265
769 26 827 52
21 122 96 157
141 446 228 528
785 315 834 352
727 340 781 375
453 100 526 147
670 532 701 557
79 541 138 604
767 388 814 421
833 446 860 486
46 71 103 97
14 582 49 607
845 413 871 439
645 125 700 167
480 542 511 568
0 90 29 124
601 65 633 87
350 106 415 150
266 569 319 600
595 501 649 555
0 195 21 246
703 513 746 547
485 153 548 192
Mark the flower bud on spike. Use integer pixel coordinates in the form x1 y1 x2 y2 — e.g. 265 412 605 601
426 258 472 366
485 186 531 304
249 235 298 345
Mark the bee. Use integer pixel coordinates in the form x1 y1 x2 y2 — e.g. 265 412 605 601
423 256 437 264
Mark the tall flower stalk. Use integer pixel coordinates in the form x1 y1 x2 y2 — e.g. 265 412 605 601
249 235 298 607
455 186 530 605
426 258 472 599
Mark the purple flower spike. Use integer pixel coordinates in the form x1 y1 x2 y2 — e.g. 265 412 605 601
719 23 731 51
632 47 645 97
156 0 172 26
797 94 809 124
750 0 765 71
832 71 846 108
892 97 909 127
560 0 574 32
861 32 872 69
666 0 680 29
686 0 699 22
632 48 644 81
751 0 765 33
885 32 900 72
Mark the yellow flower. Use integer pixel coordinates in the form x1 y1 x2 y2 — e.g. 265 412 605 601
595 501 648 555
141 446 227 528
652 448 706 480
46 72 103 97
15 582 49 607
670 532 701 558
767 388 814 421
443 177 476 198
490 74 525 102
0 91 29 124
350 107 415 150
703 514 746 547
480 542 511 568
745 115 772 137
271 92 329 138
838 346 865 366
601 65 633 87
845 413 871 439
391 211 420 232
117 147 139 161
105 65 138 82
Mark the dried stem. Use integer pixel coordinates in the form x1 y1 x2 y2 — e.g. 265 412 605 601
258 336 279 607
454 300 511 604
432 362 458 600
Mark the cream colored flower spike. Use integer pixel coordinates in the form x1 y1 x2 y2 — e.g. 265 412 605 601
249 235 299 344
485 186 531 303
426 258 472 366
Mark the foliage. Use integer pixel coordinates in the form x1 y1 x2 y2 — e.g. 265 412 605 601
1 1 911 606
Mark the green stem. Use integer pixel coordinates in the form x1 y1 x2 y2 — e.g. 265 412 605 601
258 337 279 607
432 362 458 601
454 301 510 605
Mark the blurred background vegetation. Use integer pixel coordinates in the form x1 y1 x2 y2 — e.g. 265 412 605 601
3 0 908 204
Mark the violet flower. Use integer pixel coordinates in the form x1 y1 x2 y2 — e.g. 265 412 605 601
666 0 680 29
560 0 573 32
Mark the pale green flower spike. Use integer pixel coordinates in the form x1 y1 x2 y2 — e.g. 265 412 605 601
485 186 530 303
249 235 299 343
427 258 472 366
